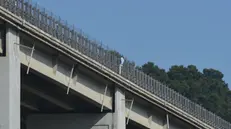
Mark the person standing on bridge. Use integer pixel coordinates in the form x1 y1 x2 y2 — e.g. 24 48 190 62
119 56 124 74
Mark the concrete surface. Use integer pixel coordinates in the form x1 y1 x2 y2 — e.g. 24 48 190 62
18 33 197 129
0 26 20 129
114 87 126 129
27 113 113 129
19 37 113 110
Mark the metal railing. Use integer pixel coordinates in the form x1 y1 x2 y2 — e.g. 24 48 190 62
1 0 230 128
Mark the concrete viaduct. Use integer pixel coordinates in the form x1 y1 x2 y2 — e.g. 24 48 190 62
0 0 230 129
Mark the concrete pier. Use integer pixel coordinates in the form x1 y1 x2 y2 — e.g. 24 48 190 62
0 26 20 129
114 87 126 129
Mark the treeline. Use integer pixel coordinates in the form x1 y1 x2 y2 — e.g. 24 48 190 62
138 62 231 122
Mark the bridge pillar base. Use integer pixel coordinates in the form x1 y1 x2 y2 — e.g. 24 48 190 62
0 26 20 129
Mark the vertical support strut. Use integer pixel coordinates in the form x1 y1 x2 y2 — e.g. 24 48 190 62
66 64 75 94
101 84 108 112
122 98 134 125
126 99 134 125
26 44 35 74
166 114 169 129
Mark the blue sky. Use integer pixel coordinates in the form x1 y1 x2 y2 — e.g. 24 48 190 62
34 0 231 87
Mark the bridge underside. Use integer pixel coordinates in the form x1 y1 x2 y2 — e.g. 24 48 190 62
21 65 102 114
20 65 144 129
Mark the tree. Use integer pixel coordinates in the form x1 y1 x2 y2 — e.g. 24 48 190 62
140 62 168 83
203 68 224 80
139 61 231 122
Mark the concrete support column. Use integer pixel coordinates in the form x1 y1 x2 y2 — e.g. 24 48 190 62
113 87 126 129
0 26 20 129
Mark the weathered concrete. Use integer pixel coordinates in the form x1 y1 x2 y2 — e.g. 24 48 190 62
27 113 113 129
0 26 20 129
125 97 194 129
114 87 126 129
19 38 112 110
125 102 164 129
18 34 197 129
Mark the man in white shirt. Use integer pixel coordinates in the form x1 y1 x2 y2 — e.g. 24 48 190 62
119 56 124 74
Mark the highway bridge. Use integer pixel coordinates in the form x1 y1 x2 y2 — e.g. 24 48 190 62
0 0 230 129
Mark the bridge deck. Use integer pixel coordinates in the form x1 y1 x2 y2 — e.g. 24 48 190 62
0 0 229 129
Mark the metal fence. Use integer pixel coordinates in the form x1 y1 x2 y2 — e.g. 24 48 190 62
1 0 230 128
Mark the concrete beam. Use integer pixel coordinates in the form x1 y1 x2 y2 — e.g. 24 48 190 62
22 84 74 111
52 54 59 74
26 113 113 129
125 101 193 129
21 101 39 111
19 45 112 110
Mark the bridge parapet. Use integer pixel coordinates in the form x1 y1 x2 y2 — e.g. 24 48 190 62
0 0 230 128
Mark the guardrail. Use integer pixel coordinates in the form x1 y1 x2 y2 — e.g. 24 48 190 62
1 0 230 128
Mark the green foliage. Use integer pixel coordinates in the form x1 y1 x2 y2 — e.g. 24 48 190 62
139 62 231 122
